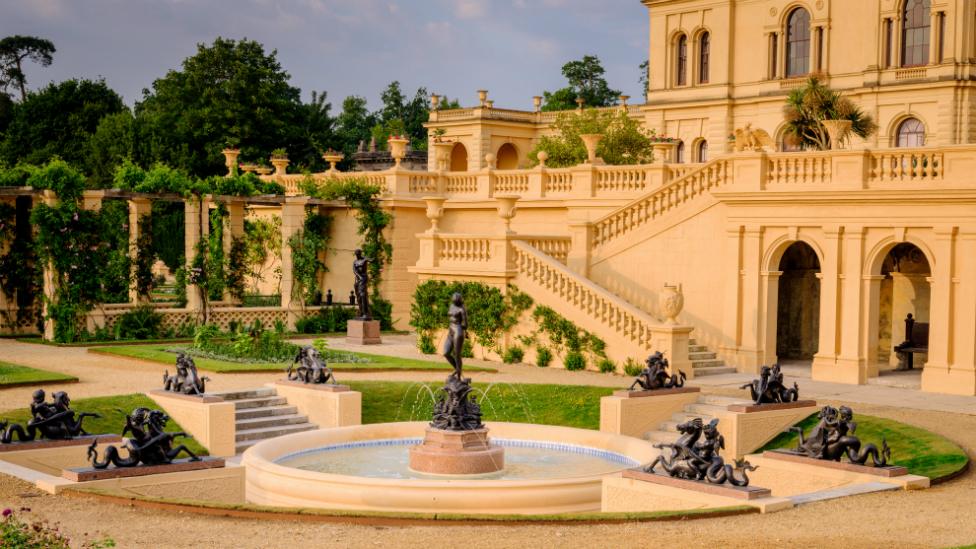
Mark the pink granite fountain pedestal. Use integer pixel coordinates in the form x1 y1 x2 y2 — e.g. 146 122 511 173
408 427 505 475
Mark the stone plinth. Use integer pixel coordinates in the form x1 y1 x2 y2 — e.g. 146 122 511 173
63 457 225 482
621 468 771 499
347 319 381 345
763 450 909 477
603 473 792 514
600 387 701 439
409 427 504 475
719 401 820 459
726 400 818 413
147 390 236 458
271 381 361 428
0 434 122 453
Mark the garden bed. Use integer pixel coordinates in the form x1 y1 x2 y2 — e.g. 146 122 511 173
0 361 77 387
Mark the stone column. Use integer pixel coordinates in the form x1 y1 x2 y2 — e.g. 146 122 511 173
279 196 309 321
224 199 245 304
759 270 783 368
184 198 210 314
736 226 763 371
128 198 152 303
719 226 743 367
929 11 941 64
922 228 960 393
862 274 886 376
566 220 593 277
834 228 867 384
812 226 842 382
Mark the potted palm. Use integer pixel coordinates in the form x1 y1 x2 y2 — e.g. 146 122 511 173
783 77 877 151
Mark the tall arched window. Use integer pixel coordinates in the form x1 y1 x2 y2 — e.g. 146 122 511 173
676 34 688 86
901 0 931 67
676 141 686 163
786 8 811 77
896 118 926 147
698 32 710 84
696 140 708 162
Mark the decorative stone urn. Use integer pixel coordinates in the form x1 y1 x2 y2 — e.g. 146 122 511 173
579 133 604 165
485 153 497 170
322 151 344 172
255 166 273 176
494 195 520 234
388 137 409 168
822 119 853 150
222 148 240 176
660 283 684 325
478 89 489 106
432 141 455 172
239 163 258 174
652 142 678 164
270 156 289 176
423 196 447 233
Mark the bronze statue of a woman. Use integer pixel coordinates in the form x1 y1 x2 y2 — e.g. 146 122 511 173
443 292 468 379
352 249 372 320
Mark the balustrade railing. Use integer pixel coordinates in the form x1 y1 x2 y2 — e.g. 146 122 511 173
439 236 493 263
494 171 531 194
870 150 944 182
516 236 571 264
767 153 832 185
596 166 649 193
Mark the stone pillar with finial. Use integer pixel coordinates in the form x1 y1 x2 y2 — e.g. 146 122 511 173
477 90 489 107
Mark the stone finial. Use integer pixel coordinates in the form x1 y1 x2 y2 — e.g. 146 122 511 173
431 94 441 110
620 95 630 107
537 150 549 168
576 97 585 110
533 96 542 112
485 153 497 169
485 100 494 109
478 89 489 106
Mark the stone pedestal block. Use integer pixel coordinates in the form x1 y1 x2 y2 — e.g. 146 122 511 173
147 390 236 458
600 388 701 439
602 474 792 514
272 381 361 428
346 319 381 345
409 427 504 475
63 457 225 482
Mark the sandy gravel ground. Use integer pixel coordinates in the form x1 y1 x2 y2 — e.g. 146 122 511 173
2 338 976 547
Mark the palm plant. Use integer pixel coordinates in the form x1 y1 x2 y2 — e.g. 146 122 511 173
783 77 878 150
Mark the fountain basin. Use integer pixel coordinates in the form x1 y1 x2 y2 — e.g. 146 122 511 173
242 421 657 515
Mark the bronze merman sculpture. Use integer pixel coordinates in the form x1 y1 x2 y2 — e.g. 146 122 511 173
163 352 210 395
629 351 687 391
352 248 374 320
0 390 100 443
287 345 338 384
790 405 890 467
644 417 756 487
741 364 799 405
88 408 200 469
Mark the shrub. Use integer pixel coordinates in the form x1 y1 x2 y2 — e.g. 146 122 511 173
624 357 642 377
502 346 524 364
113 304 163 340
1 508 115 548
564 351 586 371
462 338 474 358
536 346 553 368
598 358 617 373
417 333 436 354
295 306 357 334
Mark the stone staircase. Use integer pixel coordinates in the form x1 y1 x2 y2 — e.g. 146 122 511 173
642 394 748 449
688 339 736 377
214 387 317 454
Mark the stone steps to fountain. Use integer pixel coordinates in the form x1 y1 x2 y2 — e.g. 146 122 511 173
230 396 289 410
211 388 277 401
642 395 751 445
236 413 310 431
217 387 319 454
235 405 300 421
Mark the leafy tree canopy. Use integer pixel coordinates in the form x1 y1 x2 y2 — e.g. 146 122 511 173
0 78 125 175
0 35 56 101
542 55 621 112
529 108 653 168
783 77 878 151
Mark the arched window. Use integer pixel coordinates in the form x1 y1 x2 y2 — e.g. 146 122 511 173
896 118 926 147
496 143 519 170
676 34 688 86
698 32 710 84
901 0 931 67
696 140 708 162
450 143 469 172
676 141 686 163
786 8 811 77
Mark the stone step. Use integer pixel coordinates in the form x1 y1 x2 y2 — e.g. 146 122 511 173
688 345 708 353
671 411 714 424
211 387 276 401
235 414 309 431
697 394 750 406
683 403 730 416
644 430 680 445
692 359 726 369
693 366 738 377
688 351 717 360
235 405 299 421
232 396 288 410
688 338 697 345
235 423 317 443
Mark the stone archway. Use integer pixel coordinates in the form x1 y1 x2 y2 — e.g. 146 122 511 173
876 242 932 370
496 143 519 170
450 143 469 172
775 241 821 362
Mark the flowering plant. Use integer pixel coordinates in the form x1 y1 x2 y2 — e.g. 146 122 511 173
387 135 409 142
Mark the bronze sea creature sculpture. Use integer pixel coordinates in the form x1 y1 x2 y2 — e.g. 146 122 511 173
287 345 337 384
163 352 210 395
790 405 890 467
741 364 798 405
88 408 200 469
0 390 100 443
644 417 756 487
629 351 686 391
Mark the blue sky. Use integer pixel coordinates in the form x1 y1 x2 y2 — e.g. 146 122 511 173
1 0 649 111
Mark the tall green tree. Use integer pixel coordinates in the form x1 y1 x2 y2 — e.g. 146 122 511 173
88 110 136 186
783 77 878 150
0 78 125 173
335 95 377 159
292 90 336 171
529 108 653 168
542 55 621 112
375 81 431 149
135 37 307 176
0 35 56 101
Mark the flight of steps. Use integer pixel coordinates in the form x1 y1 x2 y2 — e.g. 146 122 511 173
214 387 318 454
642 394 749 449
688 338 736 377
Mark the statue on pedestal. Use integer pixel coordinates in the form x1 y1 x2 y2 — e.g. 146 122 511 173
163 353 210 395
741 364 798 404
629 352 686 391
644 417 756 486
432 292 482 431
88 408 200 469
352 249 373 320
790 405 890 466
0 390 100 443
287 345 337 384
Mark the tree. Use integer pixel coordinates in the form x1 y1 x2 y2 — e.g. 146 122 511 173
376 81 431 149
135 37 307 176
88 110 135 186
542 55 621 112
335 95 377 163
0 78 125 173
292 90 336 171
528 108 654 168
783 77 878 150
0 35 56 101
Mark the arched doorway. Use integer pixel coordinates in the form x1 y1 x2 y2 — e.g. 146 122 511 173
877 243 931 370
776 242 821 362
496 143 518 169
450 143 468 172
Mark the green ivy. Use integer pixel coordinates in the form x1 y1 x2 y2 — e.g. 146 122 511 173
133 213 155 298
532 305 607 363
226 235 248 301
288 209 333 308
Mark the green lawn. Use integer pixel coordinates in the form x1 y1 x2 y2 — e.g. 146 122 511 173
0 393 207 456
0 361 77 387
350 381 613 429
759 412 969 481
89 344 496 374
